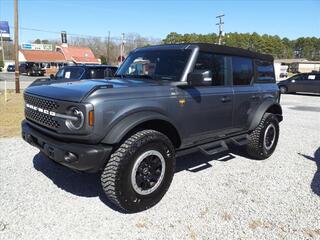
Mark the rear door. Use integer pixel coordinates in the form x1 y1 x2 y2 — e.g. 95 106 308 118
315 74 320 93
232 56 261 132
300 74 320 93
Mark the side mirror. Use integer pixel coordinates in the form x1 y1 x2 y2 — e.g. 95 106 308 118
104 68 114 78
49 74 55 80
187 70 212 86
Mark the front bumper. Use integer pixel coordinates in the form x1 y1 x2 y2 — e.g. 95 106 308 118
22 120 112 172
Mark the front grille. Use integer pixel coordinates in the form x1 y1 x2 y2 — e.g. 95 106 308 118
24 94 60 130
24 94 59 111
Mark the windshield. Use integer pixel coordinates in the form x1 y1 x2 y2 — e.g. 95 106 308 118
55 67 85 80
116 49 192 81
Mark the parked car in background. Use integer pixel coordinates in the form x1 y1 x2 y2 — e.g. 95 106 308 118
19 63 45 76
279 72 288 78
7 65 15 72
278 72 320 94
31 65 118 86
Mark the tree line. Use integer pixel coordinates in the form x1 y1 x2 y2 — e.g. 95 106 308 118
1 32 319 65
162 32 320 61
0 33 160 65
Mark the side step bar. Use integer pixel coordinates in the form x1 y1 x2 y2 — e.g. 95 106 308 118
199 141 228 156
230 134 248 146
176 134 249 157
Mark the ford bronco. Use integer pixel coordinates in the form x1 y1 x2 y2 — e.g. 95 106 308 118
22 43 282 212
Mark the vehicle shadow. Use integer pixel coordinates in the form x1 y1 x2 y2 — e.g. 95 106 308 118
32 147 248 211
298 147 320 196
32 153 123 212
175 150 236 173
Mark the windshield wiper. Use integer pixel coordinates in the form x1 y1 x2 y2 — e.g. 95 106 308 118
126 75 153 80
114 74 126 78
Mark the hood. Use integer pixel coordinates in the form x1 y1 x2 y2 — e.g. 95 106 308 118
25 78 164 102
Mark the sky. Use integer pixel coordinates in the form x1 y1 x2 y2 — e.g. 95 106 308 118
0 0 319 43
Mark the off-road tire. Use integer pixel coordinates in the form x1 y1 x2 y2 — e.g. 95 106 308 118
246 113 279 160
101 130 175 213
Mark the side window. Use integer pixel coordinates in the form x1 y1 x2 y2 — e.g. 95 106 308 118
62 67 85 79
194 52 228 86
89 68 106 79
294 74 306 81
307 74 316 80
255 60 275 82
232 56 253 85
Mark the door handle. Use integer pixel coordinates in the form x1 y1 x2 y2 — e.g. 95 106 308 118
251 95 259 100
221 96 231 103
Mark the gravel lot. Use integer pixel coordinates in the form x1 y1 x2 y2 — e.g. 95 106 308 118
0 94 320 240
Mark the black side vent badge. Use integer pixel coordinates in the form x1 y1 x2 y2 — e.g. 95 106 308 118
100 84 113 89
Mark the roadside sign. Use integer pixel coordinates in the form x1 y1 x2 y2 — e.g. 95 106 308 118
61 31 67 44
0 21 10 41
21 43 53 51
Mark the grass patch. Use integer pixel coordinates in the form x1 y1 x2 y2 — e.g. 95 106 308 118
0 91 24 138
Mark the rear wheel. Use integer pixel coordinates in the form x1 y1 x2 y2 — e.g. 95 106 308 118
101 130 175 213
246 113 279 160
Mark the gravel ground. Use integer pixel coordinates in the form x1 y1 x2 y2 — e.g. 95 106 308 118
0 94 320 240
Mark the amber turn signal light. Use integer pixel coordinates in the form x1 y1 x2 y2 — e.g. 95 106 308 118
89 110 94 127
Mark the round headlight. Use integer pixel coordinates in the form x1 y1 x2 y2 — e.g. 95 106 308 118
65 107 84 130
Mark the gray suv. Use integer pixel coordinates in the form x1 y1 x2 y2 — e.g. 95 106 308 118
22 43 283 212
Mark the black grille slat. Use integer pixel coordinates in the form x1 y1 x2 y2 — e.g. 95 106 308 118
24 94 59 111
25 108 60 129
24 94 60 129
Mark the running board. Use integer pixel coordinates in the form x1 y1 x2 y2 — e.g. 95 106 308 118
229 134 249 146
176 134 249 157
199 141 228 156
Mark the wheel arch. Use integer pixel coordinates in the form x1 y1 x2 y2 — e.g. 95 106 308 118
249 100 283 131
101 111 181 148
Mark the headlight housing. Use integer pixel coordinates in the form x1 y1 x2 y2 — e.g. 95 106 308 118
65 107 85 130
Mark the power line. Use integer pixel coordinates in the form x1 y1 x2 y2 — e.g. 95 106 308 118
8 26 157 43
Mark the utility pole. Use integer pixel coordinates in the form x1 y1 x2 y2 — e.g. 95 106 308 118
0 13 7 102
107 31 110 64
216 14 225 45
14 0 20 93
0 31 7 102
120 33 125 64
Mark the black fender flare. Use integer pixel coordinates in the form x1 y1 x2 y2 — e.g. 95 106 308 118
249 100 282 131
101 111 178 145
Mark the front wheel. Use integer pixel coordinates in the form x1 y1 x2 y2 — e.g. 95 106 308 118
101 130 175 213
246 113 279 160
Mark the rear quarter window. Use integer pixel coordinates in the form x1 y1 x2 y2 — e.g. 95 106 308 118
255 60 275 83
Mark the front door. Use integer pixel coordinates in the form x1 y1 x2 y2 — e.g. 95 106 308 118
178 52 234 145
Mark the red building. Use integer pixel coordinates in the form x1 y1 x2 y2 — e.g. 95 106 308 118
19 44 100 75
